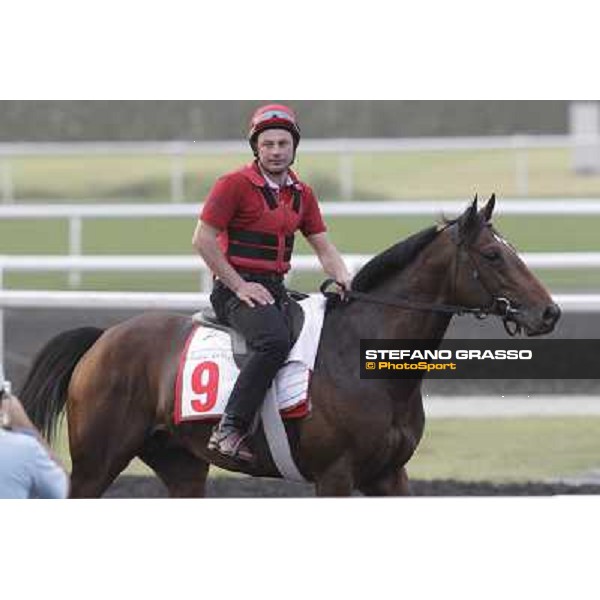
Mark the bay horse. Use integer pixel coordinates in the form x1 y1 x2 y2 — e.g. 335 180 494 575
20 195 560 497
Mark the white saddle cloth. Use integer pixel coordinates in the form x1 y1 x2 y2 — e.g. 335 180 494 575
175 295 325 423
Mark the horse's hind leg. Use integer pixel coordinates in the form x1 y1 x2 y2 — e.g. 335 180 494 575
69 415 151 498
68 392 153 498
138 431 210 497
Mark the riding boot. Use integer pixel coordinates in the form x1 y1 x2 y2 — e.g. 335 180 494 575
207 413 254 463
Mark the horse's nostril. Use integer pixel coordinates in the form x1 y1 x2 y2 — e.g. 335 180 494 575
543 303 561 323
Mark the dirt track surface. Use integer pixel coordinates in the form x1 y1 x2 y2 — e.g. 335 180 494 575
102 475 600 498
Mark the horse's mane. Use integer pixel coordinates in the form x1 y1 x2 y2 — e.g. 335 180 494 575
351 225 442 292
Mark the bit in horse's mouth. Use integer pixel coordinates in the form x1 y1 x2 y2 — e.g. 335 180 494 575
526 324 554 337
522 317 557 337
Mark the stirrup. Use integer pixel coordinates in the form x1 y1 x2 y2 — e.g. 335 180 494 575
208 424 254 463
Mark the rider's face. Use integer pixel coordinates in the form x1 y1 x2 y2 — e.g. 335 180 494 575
256 129 294 174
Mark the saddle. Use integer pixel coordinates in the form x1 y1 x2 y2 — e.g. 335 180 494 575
192 291 308 369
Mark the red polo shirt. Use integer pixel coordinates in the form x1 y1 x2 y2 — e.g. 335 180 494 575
200 162 327 274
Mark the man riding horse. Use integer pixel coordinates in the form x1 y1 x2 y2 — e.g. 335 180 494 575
192 104 351 464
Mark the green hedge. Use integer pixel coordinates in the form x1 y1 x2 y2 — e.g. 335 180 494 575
0 100 569 142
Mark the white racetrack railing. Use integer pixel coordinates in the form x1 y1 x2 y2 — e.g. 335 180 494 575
3 199 600 219
0 135 577 157
1 252 600 294
0 290 595 310
3 252 600 272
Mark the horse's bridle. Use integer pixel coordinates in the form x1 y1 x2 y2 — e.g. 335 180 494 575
320 223 523 336
449 226 522 336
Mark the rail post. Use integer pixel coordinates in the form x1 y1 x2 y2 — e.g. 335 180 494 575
1 160 14 204
170 143 185 203
68 216 83 288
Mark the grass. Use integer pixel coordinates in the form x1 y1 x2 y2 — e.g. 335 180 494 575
3 214 600 255
2 213 600 292
50 416 600 484
6 147 600 202
410 416 600 482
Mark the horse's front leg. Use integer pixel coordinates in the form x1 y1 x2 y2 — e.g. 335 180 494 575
314 454 354 497
358 466 411 497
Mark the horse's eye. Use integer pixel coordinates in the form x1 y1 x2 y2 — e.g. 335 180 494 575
482 249 501 261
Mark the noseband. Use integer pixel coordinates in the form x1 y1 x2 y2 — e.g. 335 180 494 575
320 224 522 336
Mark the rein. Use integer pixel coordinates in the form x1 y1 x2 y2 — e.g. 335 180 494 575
319 225 523 336
321 280 490 317
321 280 521 336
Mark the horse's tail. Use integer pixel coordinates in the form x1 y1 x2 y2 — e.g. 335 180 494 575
20 327 104 443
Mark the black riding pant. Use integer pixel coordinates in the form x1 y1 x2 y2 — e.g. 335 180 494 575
210 274 293 428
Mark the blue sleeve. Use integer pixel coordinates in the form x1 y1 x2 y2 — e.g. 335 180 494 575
28 439 69 499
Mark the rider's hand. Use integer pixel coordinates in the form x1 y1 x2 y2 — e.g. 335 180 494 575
235 281 275 308
335 276 352 300
2 394 36 431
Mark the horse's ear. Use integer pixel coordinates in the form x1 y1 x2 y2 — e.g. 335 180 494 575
481 193 496 222
457 195 479 241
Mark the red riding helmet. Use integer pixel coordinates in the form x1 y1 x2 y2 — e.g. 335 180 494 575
248 104 301 154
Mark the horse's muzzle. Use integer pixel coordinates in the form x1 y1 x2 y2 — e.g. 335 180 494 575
524 302 561 336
